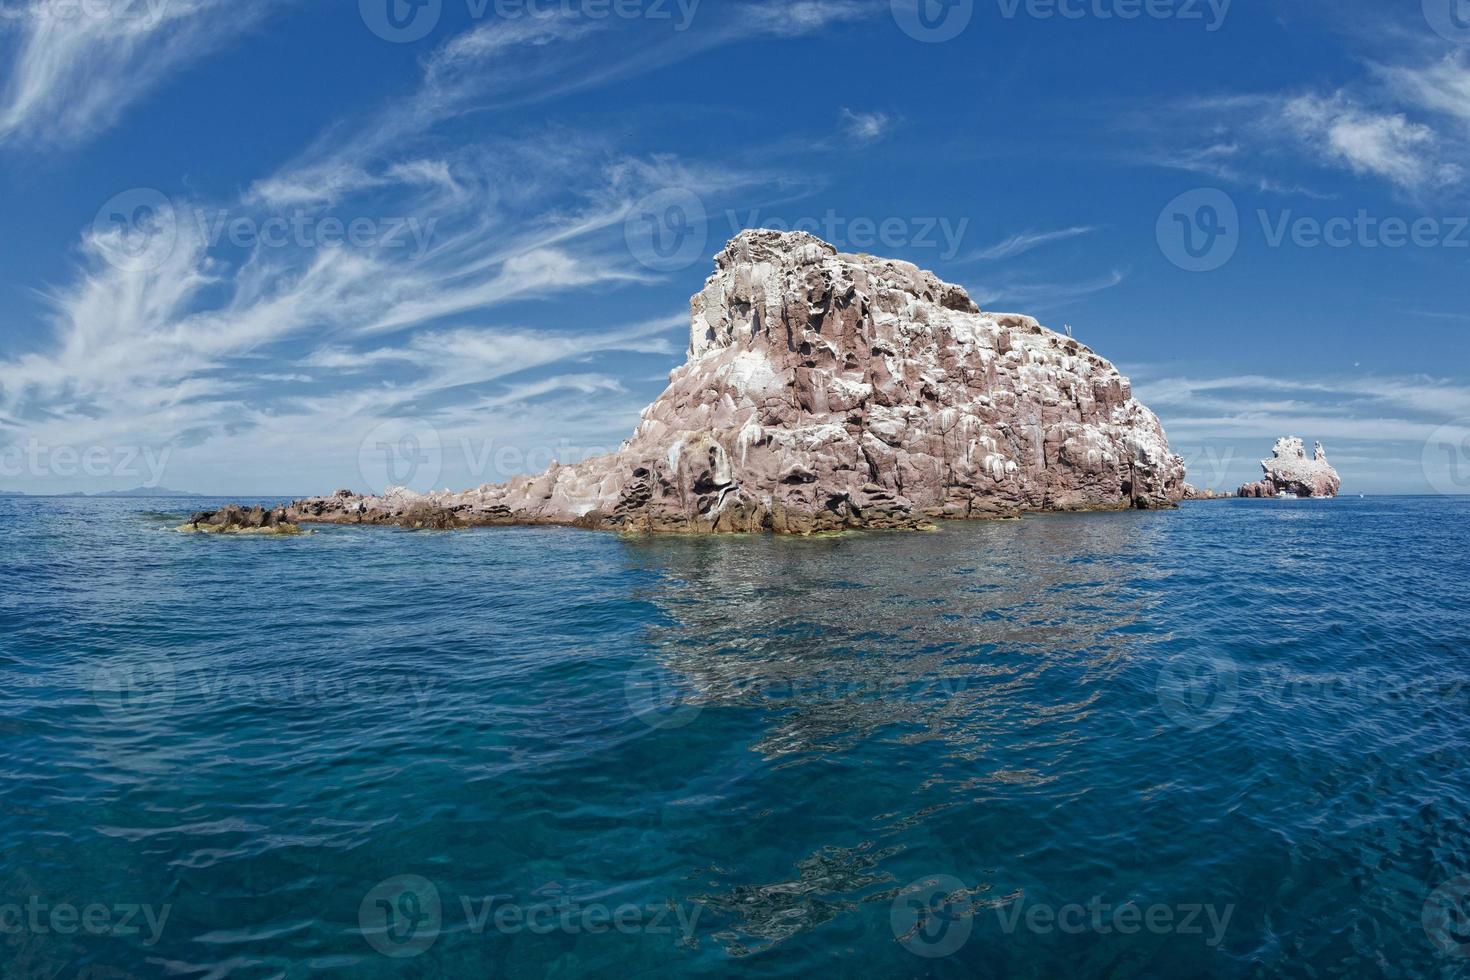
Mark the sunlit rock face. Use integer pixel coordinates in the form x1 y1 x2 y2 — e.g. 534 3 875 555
1237 438 1343 498
285 230 1188 534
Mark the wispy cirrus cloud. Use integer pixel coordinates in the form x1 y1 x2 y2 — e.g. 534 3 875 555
1280 93 1463 191
971 269 1128 311
734 0 880 36
838 108 893 145
1129 50 1470 199
0 0 280 150
0 10 827 493
964 225 1097 262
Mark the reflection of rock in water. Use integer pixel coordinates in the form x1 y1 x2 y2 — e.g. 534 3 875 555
689 842 903 956
623 514 1165 763
620 513 1176 955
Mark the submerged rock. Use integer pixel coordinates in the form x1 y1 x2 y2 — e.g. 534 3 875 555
209 230 1189 535
1236 438 1342 498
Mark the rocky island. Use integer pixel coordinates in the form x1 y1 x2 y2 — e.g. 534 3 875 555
194 230 1188 535
1237 437 1342 498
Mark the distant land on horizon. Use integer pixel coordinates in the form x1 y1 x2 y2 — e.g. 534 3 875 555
0 487 207 499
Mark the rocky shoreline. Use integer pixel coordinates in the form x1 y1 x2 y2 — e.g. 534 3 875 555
191 230 1189 536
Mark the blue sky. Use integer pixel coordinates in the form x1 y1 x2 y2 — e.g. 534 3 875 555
0 0 1468 496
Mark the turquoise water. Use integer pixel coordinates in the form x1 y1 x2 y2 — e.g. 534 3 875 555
2 495 1469 977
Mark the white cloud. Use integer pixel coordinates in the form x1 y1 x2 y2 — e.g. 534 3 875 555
1379 53 1470 128
971 269 1127 310
838 108 892 144
735 0 879 36
0 0 278 149
1281 94 1463 191
966 226 1097 262
0 12 804 494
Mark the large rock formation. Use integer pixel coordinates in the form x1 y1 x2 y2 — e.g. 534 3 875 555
1237 437 1342 498
239 231 1188 534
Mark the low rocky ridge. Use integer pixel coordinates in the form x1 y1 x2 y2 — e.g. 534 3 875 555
180 505 302 535
205 230 1188 535
1237 437 1342 498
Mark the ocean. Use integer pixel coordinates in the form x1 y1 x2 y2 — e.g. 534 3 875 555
2 494 1468 977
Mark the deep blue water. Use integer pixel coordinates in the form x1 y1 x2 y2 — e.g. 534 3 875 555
2 495 1469 978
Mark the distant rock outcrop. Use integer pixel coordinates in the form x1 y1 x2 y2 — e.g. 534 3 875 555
1181 484 1230 500
203 231 1188 535
180 505 301 535
1237 438 1342 498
